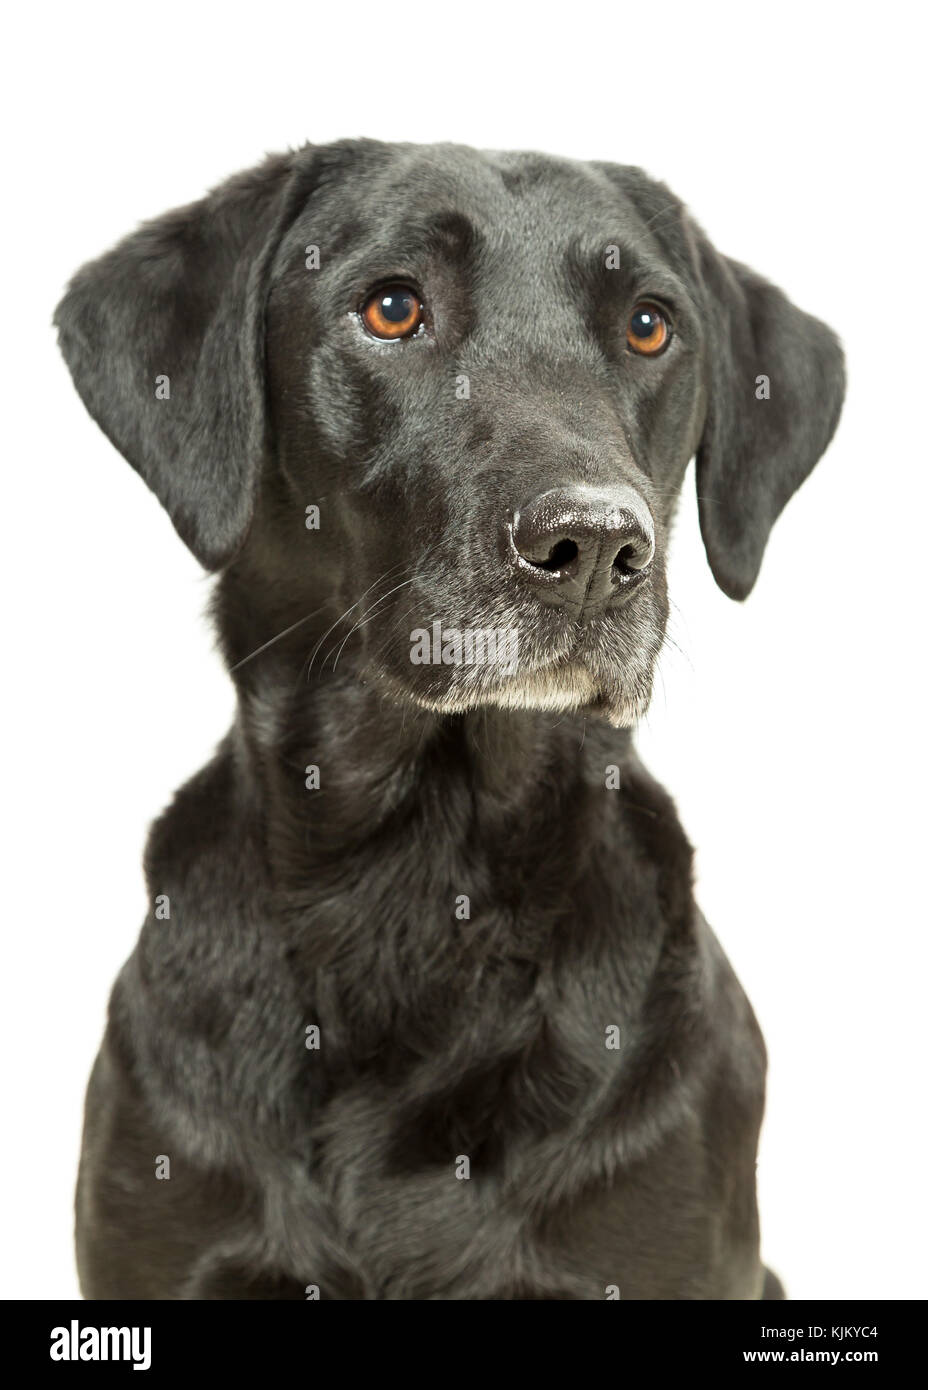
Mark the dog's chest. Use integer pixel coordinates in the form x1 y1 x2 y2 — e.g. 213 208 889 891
273 864 699 1295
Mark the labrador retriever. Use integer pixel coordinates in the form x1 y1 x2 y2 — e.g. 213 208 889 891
55 140 844 1299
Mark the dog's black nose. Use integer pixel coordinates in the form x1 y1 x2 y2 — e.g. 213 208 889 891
511 486 655 609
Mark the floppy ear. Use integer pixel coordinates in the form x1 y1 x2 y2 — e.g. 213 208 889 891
692 234 845 600
55 152 313 569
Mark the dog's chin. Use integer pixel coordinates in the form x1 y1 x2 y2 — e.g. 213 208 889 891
368 602 663 729
485 668 645 729
394 661 652 730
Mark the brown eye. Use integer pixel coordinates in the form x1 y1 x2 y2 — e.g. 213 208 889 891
627 302 670 356
360 283 423 340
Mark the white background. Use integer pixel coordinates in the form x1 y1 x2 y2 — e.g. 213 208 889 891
2 0 925 1300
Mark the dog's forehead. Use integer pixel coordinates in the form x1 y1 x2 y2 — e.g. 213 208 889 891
316 141 662 255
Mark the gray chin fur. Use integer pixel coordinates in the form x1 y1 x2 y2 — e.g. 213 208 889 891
409 660 653 730
371 601 662 728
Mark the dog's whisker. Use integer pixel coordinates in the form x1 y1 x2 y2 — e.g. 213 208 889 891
328 577 417 673
367 598 422 668
637 201 684 238
228 604 333 673
303 562 411 684
308 542 447 682
322 538 445 674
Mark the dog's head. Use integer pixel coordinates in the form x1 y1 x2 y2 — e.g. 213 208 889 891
56 141 844 727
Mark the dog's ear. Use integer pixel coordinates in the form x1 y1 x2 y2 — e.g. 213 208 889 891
691 229 845 600
55 152 314 569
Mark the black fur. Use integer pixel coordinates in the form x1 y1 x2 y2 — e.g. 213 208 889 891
55 139 844 1299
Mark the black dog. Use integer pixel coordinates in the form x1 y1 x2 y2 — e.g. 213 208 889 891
56 140 844 1300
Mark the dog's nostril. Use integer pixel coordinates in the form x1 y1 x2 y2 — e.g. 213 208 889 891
529 538 579 572
613 541 651 576
511 487 654 608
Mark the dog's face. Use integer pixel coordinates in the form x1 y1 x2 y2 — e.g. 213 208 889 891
56 141 844 726
265 146 697 726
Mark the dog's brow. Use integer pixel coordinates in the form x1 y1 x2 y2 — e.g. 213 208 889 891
563 235 686 296
398 211 481 263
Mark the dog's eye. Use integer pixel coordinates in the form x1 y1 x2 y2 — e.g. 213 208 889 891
627 303 670 356
360 284 423 340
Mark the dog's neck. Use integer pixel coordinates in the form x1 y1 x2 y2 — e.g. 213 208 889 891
218 653 695 1081
217 557 648 863
235 659 634 857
